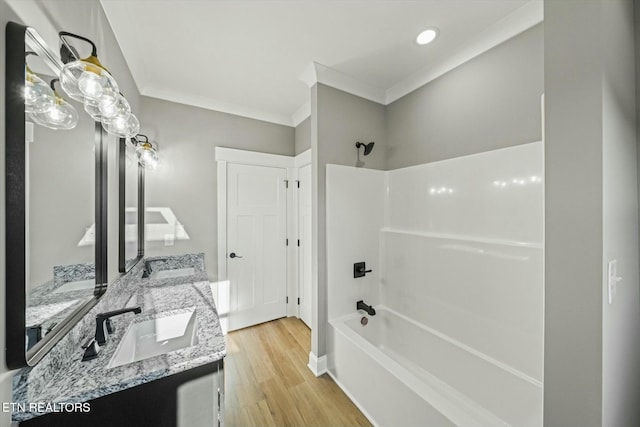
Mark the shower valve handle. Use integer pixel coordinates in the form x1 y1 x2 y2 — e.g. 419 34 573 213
354 262 372 278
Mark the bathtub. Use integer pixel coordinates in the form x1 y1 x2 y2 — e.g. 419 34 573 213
327 306 542 427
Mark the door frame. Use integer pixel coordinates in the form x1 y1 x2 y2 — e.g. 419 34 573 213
293 150 311 320
215 147 299 318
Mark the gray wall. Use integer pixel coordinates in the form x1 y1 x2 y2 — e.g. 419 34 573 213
545 1 640 426
28 103 95 290
311 83 385 356
544 2 603 425
139 96 294 280
386 24 543 169
295 116 311 155
602 1 640 426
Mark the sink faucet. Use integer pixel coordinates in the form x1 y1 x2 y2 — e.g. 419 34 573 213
356 300 376 316
95 307 142 345
142 258 170 278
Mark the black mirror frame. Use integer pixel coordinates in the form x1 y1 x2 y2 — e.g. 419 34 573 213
118 137 145 273
5 22 109 368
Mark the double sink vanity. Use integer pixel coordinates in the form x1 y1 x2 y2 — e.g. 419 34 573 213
14 254 226 427
5 23 226 427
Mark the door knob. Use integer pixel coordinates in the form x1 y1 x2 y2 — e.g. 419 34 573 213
229 252 243 259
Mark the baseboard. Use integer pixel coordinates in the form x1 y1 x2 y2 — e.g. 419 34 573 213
307 351 327 376
326 370 379 427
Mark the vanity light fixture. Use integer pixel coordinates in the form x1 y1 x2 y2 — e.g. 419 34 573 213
58 31 119 105
133 134 159 169
57 30 142 138
83 98 106 121
24 52 55 114
98 93 131 123
416 27 439 45
103 113 140 139
29 79 78 130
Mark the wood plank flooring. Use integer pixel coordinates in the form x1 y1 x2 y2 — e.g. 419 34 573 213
225 317 372 427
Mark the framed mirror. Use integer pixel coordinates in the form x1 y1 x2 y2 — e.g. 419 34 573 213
5 23 108 368
119 137 144 272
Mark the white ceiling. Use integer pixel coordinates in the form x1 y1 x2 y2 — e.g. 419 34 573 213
100 0 542 126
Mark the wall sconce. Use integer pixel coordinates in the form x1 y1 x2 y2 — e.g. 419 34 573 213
133 134 159 169
57 31 139 138
58 31 118 104
29 79 78 130
24 52 55 114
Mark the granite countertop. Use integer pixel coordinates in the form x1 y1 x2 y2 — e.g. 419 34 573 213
12 254 226 422
25 263 97 334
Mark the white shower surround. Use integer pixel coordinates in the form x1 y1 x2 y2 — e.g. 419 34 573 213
325 141 543 426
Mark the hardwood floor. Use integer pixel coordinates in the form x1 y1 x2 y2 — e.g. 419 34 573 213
225 317 372 427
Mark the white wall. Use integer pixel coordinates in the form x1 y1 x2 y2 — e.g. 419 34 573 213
325 142 544 383
384 142 544 381
326 165 385 320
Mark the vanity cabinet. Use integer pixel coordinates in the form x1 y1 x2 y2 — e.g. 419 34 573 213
19 359 224 427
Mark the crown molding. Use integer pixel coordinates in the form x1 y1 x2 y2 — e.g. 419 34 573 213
291 102 311 127
137 0 541 129
142 85 295 127
299 62 386 105
385 0 543 104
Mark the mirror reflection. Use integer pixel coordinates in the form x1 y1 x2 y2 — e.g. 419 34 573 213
120 137 141 272
24 32 97 351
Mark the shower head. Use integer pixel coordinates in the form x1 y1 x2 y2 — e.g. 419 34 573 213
355 141 375 156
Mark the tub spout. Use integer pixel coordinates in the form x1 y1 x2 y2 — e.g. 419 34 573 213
356 300 376 316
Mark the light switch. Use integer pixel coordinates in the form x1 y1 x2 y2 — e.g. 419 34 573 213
607 260 622 304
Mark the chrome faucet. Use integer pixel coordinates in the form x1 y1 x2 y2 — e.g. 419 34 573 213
356 300 376 316
95 307 142 345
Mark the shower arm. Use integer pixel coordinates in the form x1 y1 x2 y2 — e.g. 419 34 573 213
355 141 375 156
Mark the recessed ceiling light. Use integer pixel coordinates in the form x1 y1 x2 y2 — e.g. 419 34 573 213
416 28 439 45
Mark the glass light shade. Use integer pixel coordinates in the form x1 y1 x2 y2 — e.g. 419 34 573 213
96 85 119 110
30 97 79 130
60 57 119 103
99 94 131 122
135 142 159 169
84 99 105 121
102 113 139 138
24 70 55 113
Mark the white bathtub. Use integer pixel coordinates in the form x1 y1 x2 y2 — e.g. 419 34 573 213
327 306 542 427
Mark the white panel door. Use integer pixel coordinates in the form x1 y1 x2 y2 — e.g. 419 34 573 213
298 164 312 328
227 163 287 331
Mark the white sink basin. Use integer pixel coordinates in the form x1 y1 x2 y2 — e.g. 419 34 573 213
52 279 95 294
107 309 198 368
150 267 195 280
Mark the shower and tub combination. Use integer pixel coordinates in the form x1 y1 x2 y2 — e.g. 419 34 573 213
326 142 543 427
